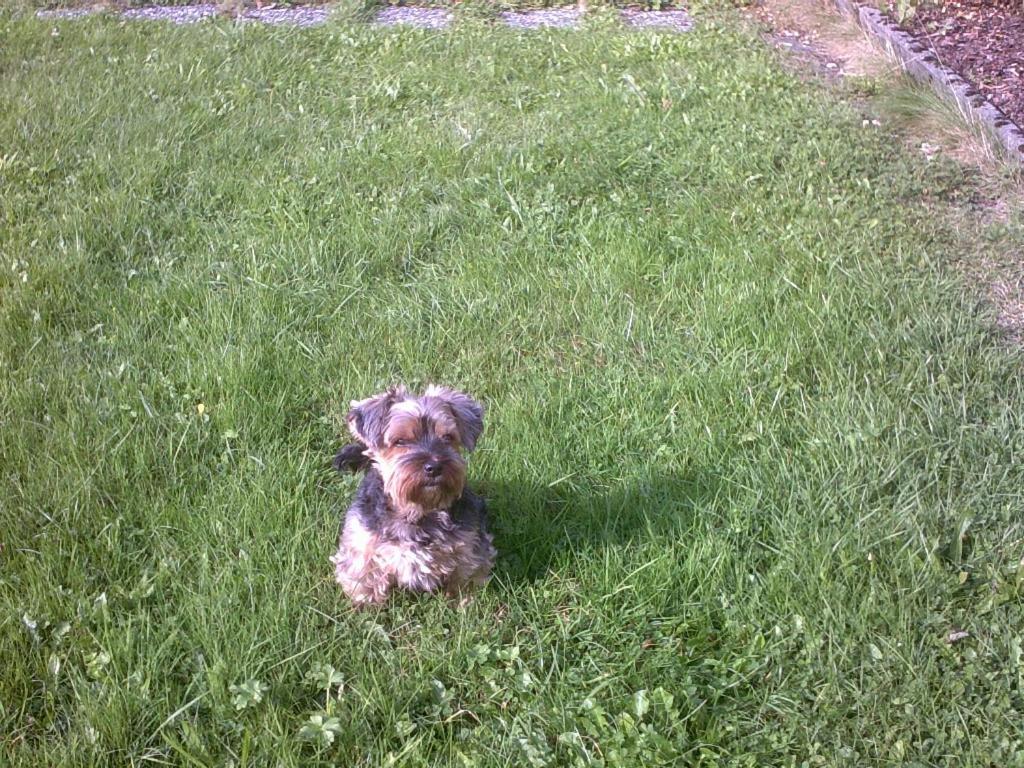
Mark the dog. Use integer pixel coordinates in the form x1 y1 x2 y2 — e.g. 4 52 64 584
330 385 495 605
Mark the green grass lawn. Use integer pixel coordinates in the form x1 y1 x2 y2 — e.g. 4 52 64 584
3 7 1024 766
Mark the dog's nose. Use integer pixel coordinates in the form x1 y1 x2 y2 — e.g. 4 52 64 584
423 461 442 478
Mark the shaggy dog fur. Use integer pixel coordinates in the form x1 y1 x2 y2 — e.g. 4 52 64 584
330 385 495 605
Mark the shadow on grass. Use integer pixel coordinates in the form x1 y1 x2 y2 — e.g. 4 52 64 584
476 471 725 584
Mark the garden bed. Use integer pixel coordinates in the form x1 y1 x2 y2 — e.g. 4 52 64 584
892 0 1024 128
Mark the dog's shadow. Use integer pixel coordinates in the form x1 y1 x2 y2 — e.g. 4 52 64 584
475 469 725 585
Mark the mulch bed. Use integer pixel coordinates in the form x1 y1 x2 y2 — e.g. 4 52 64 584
891 0 1024 129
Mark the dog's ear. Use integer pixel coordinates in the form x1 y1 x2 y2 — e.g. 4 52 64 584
347 386 405 449
426 385 484 451
333 443 371 474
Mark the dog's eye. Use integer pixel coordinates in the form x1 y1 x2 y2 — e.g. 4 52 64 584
441 434 455 443
393 438 412 447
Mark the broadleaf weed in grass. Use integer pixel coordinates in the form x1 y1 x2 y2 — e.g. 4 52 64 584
229 679 269 711
298 713 344 747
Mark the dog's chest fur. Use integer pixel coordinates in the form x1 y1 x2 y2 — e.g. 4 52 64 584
332 469 494 603
355 516 481 590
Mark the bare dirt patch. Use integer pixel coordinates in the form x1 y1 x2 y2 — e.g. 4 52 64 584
747 0 899 79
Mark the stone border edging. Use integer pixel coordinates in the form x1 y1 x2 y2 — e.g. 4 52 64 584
831 0 1024 165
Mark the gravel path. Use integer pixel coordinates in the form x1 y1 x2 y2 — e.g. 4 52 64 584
36 4 694 32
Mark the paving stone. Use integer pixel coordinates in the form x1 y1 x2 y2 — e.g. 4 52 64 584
375 7 452 29
500 8 583 29
122 4 218 24
247 6 330 26
35 4 695 34
621 9 693 32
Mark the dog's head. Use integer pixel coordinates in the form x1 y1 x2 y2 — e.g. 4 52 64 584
346 385 484 518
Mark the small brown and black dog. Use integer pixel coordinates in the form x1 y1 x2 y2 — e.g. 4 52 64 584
330 385 495 605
